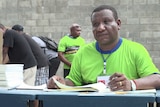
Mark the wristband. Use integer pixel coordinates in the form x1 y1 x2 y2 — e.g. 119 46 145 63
130 80 136 91
133 80 137 86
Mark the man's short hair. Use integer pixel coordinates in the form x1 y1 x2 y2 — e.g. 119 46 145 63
91 5 118 20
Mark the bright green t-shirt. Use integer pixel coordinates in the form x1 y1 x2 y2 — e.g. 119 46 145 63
66 38 159 86
58 35 85 69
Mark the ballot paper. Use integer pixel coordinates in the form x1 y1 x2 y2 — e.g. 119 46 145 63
45 78 110 92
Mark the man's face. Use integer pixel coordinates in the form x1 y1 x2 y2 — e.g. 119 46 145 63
71 27 81 38
91 9 121 46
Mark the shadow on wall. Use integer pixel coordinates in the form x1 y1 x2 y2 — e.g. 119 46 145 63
0 31 3 64
56 62 64 77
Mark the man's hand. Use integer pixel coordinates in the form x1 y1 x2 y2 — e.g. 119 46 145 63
47 75 65 89
108 73 132 91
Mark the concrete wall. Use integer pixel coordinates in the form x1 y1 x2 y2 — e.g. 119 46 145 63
0 0 160 75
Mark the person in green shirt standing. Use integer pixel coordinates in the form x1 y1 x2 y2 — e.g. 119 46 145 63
58 23 85 77
47 5 160 91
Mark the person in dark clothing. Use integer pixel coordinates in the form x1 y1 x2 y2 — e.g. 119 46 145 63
12 24 49 85
0 24 37 86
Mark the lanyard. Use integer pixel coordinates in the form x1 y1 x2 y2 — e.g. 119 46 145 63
96 38 123 75
101 54 111 74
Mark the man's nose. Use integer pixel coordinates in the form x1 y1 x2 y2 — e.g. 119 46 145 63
97 23 105 31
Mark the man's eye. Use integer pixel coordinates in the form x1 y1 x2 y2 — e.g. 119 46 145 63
104 21 109 24
92 23 99 27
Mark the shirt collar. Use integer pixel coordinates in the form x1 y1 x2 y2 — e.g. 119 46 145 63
96 38 122 54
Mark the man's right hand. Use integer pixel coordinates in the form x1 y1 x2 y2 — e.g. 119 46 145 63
47 75 65 89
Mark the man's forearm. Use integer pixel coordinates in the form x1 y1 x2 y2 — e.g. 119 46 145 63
134 74 160 90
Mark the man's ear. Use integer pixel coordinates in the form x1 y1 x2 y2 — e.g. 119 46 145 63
116 18 121 30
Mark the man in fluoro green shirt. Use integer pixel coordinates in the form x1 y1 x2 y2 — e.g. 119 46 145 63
58 23 85 77
47 5 160 91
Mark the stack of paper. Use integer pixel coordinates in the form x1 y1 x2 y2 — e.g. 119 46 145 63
0 64 24 89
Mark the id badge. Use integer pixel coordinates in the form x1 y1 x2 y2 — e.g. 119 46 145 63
97 76 110 87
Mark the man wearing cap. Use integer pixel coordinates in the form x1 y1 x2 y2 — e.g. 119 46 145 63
12 24 49 86
0 23 37 86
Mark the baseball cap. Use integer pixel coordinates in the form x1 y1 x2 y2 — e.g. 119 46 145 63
12 24 24 31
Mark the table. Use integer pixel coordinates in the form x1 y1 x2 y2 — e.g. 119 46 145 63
156 90 160 107
0 89 39 107
36 91 155 107
0 89 156 107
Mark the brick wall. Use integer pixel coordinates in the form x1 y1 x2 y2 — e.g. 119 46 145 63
0 0 160 71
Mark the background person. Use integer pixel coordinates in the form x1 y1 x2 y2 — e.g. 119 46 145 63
12 24 50 85
58 23 85 77
0 23 37 86
32 36 60 78
47 5 160 91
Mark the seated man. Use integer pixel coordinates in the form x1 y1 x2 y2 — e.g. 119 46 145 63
47 5 160 91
